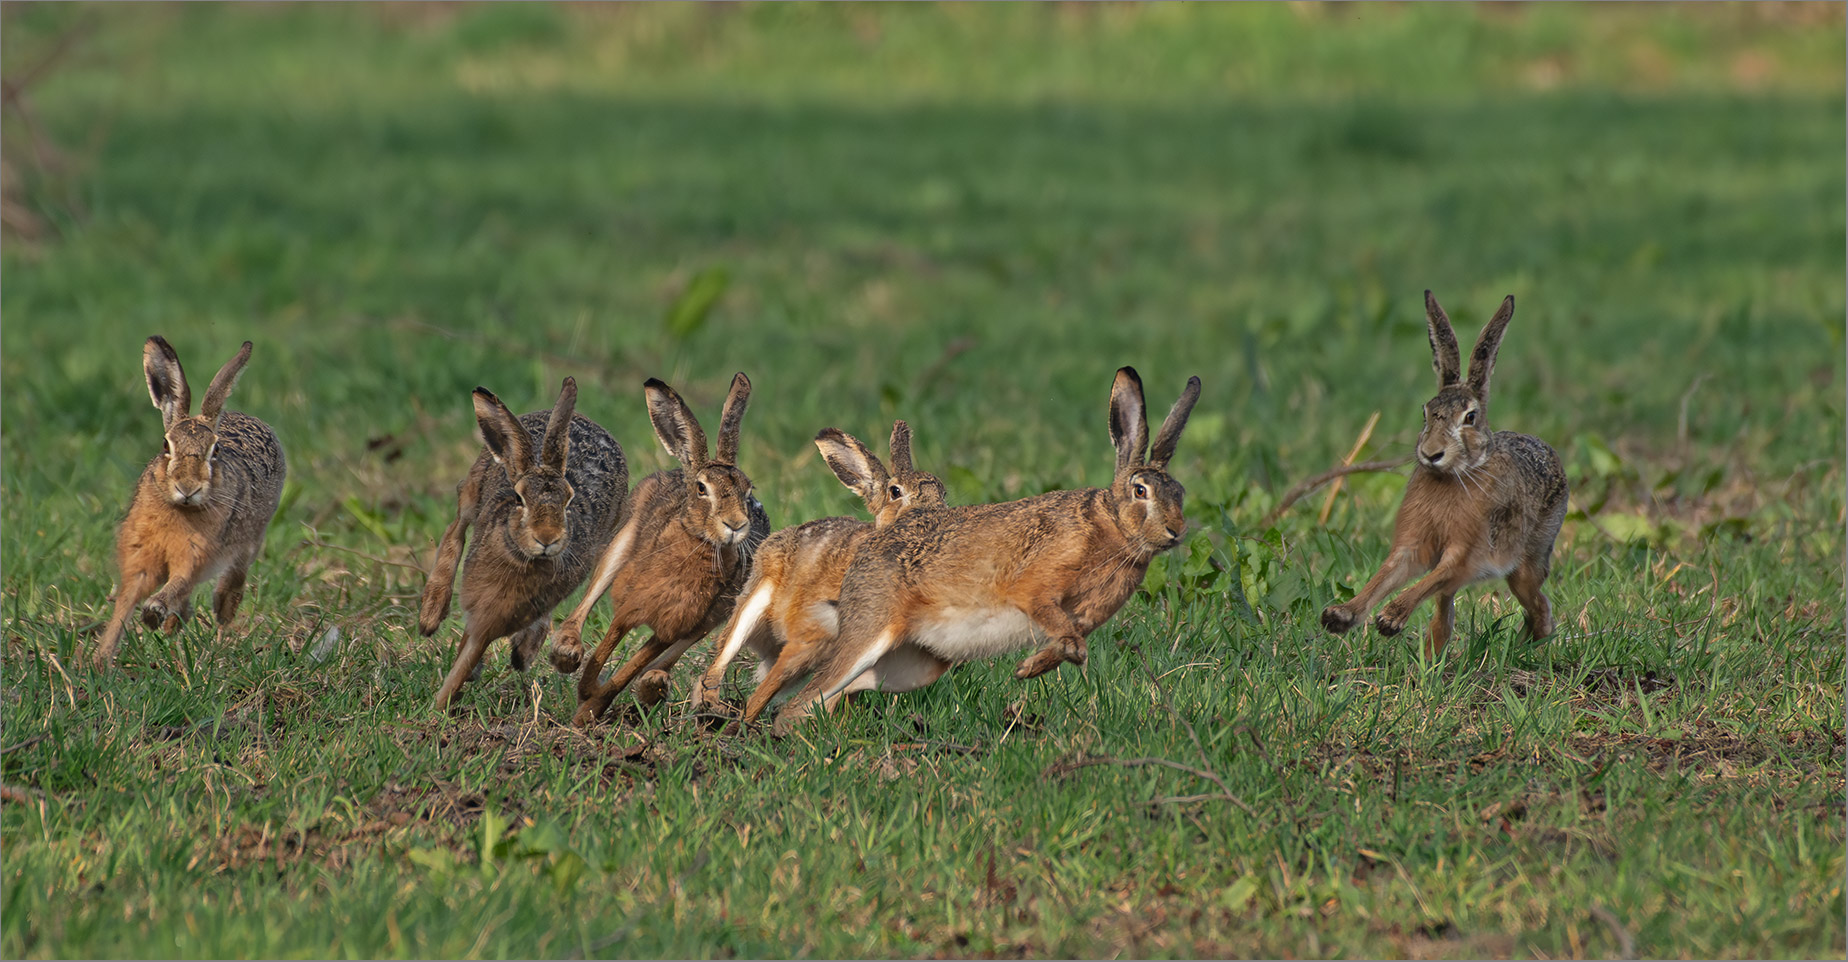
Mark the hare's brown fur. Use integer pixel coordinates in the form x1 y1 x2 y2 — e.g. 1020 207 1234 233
691 421 947 724
772 368 1201 735
93 338 286 669
1321 292 1567 655
550 373 770 726
421 378 627 710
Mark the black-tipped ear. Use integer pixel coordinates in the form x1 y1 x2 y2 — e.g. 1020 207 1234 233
1425 290 1462 388
1147 376 1201 471
199 340 252 424
144 336 191 430
1467 295 1515 405
644 378 708 469
713 372 751 465
1109 367 1149 474
888 420 915 476
814 428 888 506
473 386 534 480
540 376 577 472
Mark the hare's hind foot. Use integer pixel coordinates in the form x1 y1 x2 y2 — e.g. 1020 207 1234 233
1373 606 1409 637
634 669 670 708
1014 635 1086 680
1321 605 1360 634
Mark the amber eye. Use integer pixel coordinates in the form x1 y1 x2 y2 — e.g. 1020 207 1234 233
1133 483 1149 499
696 480 710 497
888 484 904 500
161 438 171 455
1463 410 1477 425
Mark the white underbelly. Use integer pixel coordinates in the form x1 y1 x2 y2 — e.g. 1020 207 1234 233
911 605 1046 662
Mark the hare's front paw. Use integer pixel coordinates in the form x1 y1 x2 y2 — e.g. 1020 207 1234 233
1015 636 1086 679
549 634 584 674
1373 607 1409 637
141 596 191 632
1321 605 1359 634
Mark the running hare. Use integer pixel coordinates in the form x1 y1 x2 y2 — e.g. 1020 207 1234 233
549 373 770 726
772 367 1201 735
1320 291 1567 656
689 420 946 724
93 337 287 669
420 377 627 710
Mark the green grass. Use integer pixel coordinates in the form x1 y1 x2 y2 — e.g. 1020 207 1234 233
2 3 1843 958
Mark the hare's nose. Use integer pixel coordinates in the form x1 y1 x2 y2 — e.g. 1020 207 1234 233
1422 448 1446 465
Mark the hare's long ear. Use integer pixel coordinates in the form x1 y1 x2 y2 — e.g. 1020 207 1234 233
199 340 253 425
1109 366 1149 473
644 378 708 469
1466 295 1516 405
1425 290 1462 388
814 428 888 505
1147 376 1202 471
713 372 751 465
539 376 577 473
888 420 915 476
473 386 534 481
144 336 191 430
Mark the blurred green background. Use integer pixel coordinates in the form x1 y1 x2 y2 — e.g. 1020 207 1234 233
2 3 1842 958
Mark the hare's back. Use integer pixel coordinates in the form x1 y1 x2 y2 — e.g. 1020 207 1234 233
1492 431 1566 511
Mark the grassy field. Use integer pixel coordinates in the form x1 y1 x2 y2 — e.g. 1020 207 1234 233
2 3 1843 958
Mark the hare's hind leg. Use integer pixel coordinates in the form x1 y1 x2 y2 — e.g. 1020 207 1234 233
1505 560 1555 641
508 618 549 672
1425 592 1457 658
742 640 826 724
771 624 903 736
213 559 251 629
693 582 776 713
576 632 695 723
419 472 482 637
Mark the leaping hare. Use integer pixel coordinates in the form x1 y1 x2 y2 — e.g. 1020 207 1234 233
549 373 770 726
93 337 288 669
689 420 947 724
1320 291 1567 656
419 377 627 710
772 367 1201 735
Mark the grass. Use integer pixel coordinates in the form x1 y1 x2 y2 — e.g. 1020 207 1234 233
2 3 1843 958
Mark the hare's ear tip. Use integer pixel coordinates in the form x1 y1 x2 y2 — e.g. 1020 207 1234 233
1502 294 1515 306
814 427 844 442
1186 375 1202 389
643 377 669 391
561 375 577 388
240 340 254 350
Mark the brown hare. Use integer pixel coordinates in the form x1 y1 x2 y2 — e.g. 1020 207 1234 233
93 337 287 669
549 373 770 726
772 367 1201 736
1320 291 1567 656
419 377 627 710
689 420 947 724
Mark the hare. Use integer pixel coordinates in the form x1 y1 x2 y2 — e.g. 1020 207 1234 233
93 337 288 669
771 367 1201 735
689 420 947 724
549 373 770 726
1320 291 1567 656
419 377 627 710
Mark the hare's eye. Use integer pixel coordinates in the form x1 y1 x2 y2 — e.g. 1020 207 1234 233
888 484 904 500
1463 410 1477 425
696 481 710 497
161 438 171 456
1133 483 1149 499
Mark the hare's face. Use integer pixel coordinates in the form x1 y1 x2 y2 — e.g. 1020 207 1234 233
510 470 574 560
1418 388 1490 475
162 419 220 506
1112 468 1187 555
689 464 757 548
872 473 948 529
